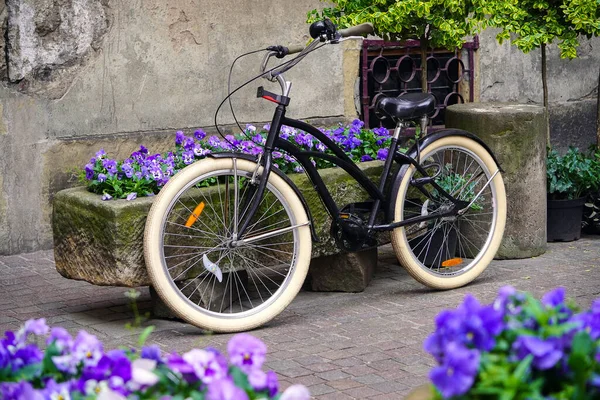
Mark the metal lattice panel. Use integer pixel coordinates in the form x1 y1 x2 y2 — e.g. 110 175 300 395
361 38 479 129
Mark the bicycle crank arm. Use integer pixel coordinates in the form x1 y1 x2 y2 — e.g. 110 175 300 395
231 222 310 246
457 169 500 215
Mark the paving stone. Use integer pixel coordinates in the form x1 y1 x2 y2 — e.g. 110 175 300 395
2 239 600 399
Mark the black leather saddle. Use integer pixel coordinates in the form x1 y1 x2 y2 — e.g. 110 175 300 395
375 93 436 121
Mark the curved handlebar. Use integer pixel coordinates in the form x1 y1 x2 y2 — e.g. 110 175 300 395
338 22 374 38
286 44 305 55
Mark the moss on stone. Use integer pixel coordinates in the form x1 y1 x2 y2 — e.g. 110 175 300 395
53 162 388 286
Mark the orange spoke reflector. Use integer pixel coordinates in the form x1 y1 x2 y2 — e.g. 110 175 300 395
441 258 463 268
185 202 205 228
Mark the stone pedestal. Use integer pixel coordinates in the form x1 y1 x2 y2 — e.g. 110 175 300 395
53 161 387 287
446 103 547 258
307 247 377 292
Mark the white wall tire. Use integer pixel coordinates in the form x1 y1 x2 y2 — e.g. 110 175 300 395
391 136 507 289
144 157 312 332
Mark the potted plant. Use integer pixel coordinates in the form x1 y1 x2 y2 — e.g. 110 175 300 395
406 286 600 399
546 147 600 241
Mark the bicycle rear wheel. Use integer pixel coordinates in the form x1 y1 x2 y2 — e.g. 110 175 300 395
391 135 506 289
144 157 311 332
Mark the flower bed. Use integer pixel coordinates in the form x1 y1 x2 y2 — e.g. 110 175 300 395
81 120 396 200
0 319 309 399
423 287 600 399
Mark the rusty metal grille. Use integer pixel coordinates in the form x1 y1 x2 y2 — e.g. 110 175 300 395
361 38 479 129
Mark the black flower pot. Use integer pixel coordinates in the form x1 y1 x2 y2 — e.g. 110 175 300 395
547 197 586 242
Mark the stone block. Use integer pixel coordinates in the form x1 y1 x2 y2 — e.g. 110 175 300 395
52 161 386 288
446 103 547 259
307 247 377 292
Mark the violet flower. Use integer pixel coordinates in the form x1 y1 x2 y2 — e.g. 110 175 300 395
194 129 206 140
429 342 480 398
175 131 185 145
182 349 227 384
141 344 163 363
85 163 95 180
206 378 249 400
126 193 137 201
227 333 267 372
512 335 563 370
280 384 311 400
376 148 389 161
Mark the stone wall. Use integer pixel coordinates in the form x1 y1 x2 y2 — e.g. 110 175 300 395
477 29 600 152
0 1 599 255
0 0 349 255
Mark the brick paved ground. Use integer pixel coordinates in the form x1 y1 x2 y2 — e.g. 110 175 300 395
1 238 600 398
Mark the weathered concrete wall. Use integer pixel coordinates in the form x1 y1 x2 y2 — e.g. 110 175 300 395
478 28 600 152
2 3 599 255
0 0 348 255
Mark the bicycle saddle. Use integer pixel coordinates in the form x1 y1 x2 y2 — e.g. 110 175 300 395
376 93 436 121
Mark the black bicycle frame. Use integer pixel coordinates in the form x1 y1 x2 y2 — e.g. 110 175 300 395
235 102 466 239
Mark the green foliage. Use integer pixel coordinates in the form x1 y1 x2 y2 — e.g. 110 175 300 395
433 165 485 211
484 0 600 59
547 147 600 199
307 0 486 49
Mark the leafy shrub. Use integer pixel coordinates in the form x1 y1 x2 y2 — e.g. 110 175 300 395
0 319 309 399
425 287 600 399
81 120 403 201
547 147 600 200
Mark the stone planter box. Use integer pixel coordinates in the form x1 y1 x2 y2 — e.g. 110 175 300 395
52 161 386 291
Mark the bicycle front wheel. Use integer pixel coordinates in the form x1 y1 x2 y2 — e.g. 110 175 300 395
144 157 312 332
391 135 506 289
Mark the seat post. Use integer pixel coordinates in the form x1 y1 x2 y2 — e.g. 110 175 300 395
420 115 429 137
393 121 408 140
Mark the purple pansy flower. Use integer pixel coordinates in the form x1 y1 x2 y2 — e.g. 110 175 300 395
280 384 311 400
512 335 563 370
429 342 480 398
206 378 249 400
175 131 185 145
0 381 44 400
73 330 103 367
227 333 267 372
85 163 95 180
95 149 106 159
183 136 195 151
102 159 118 175
376 148 389 161
182 349 227 384
542 287 565 307
208 136 221 148
126 193 137 201
101 193 113 201
121 163 134 179
182 151 194 165
194 129 206 140
360 155 373 162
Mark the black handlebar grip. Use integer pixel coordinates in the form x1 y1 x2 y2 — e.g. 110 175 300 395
286 44 305 55
338 22 374 38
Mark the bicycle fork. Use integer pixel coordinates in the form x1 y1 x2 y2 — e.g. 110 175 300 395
229 104 309 247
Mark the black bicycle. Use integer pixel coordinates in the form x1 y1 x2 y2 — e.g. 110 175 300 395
144 20 507 333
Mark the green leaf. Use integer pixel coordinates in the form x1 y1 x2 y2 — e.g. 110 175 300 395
229 366 252 392
138 325 156 347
